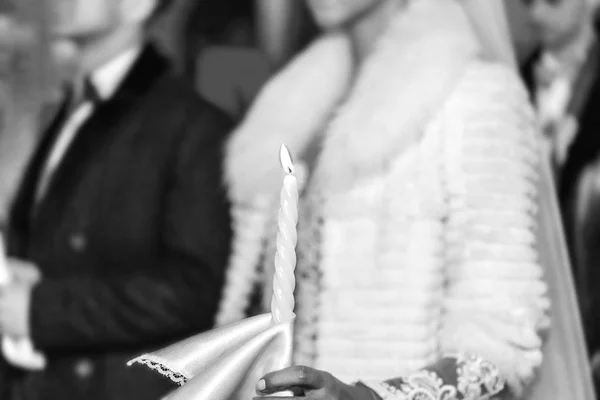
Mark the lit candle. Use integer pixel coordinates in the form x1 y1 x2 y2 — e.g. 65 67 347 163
271 145 299 324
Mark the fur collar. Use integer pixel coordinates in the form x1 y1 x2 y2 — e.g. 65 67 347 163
226 0 479 201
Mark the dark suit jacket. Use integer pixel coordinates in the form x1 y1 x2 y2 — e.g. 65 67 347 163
3 44 233 400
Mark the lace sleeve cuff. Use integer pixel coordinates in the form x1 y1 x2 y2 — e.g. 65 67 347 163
358 354 505 400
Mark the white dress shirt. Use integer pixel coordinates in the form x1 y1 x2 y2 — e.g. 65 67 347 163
35 47 141 202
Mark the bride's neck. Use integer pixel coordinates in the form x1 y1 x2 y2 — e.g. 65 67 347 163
349 0 402 63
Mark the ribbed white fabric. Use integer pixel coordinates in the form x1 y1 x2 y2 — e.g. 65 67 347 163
285 62 545 388
439 62 546 396
219 1 547 394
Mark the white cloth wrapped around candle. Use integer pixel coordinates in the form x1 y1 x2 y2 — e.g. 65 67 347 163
0 236 46 370
128 146 299 400
271 144 299 324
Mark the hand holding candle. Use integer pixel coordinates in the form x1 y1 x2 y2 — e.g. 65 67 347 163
271 145 299 324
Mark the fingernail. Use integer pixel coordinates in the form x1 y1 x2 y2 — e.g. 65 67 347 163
256 379 267 392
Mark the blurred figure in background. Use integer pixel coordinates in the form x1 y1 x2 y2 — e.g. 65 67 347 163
189 0 271 120
150 0 318 121
0 0 57 228
0 14 37 226
522 0 598 169
0 0 233 399
152 0 273 120
521 0 600 392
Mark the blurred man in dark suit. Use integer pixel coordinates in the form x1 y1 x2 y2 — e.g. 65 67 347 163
0 0 233 398
521 0 598 170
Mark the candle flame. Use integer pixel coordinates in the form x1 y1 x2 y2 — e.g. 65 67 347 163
279 145 295 175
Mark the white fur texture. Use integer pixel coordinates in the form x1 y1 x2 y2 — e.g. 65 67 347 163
222 0 547 394
225 33 353 204
315 0 478 193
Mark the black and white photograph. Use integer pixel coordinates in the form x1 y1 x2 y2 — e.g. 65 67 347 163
0 0 597 399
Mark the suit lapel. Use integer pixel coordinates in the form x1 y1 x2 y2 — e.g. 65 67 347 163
13 45 169 238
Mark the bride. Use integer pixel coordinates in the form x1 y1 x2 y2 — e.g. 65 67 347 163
221 0 594 397
137 0 594 398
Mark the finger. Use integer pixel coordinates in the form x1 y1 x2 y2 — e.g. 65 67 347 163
258 366 326 394
256 386 305 397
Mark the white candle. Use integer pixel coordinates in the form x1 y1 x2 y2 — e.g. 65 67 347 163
270 145 299 324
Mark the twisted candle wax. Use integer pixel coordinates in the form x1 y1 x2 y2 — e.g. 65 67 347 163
271 145 299 324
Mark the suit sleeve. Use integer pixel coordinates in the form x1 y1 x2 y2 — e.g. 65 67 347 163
28 106 233 351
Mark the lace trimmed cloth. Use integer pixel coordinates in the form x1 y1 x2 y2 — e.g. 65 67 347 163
359 354 505 400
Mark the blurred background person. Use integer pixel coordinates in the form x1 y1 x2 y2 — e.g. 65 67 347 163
521 0 600 388
0 14 35 226
0 2 51 229
186 0 271 120
522 0 599 171
0 0 233 399
152 0 316 120
152 0 270 120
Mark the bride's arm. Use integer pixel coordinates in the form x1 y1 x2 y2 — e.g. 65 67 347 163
438 62 549 396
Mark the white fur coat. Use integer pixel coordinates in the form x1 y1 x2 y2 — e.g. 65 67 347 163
219 0 548 396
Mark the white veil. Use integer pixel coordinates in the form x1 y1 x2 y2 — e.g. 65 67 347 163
460 1 596 398
460 0 516 67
